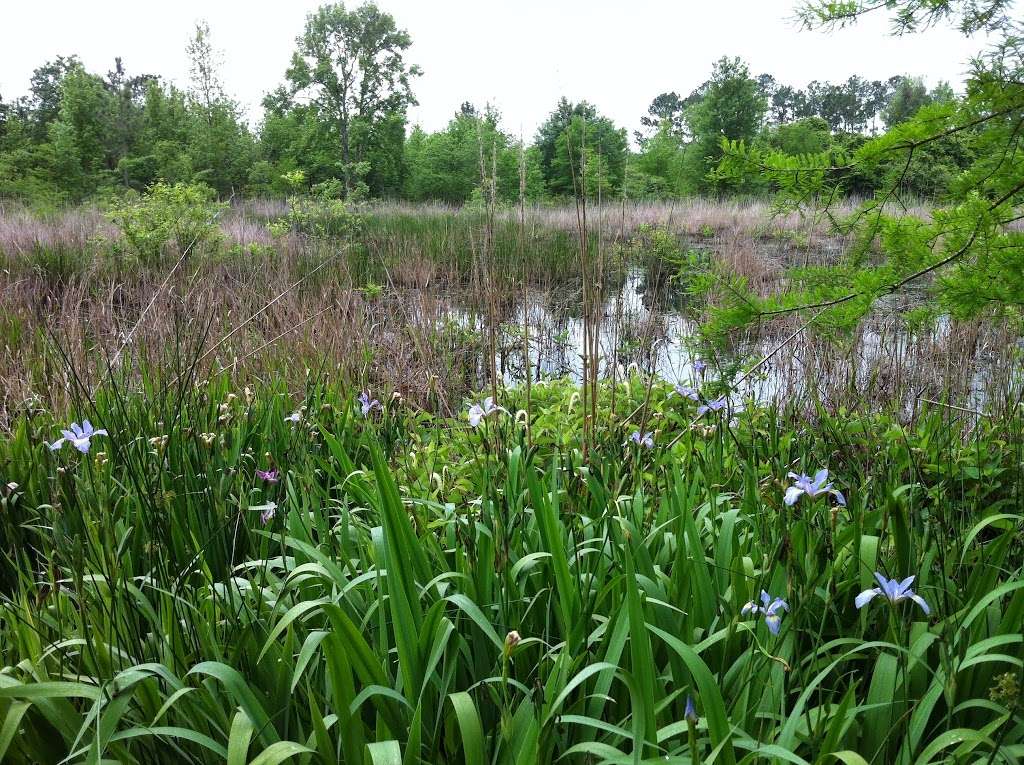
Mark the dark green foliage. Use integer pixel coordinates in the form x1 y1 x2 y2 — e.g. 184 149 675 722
402 105 543 204
683 57 768 193
883 76 955 128
635 91 686 146
627 123 688 198
534 98 629 198
548 113 628 198
278 1 420 199
761 116 833 156
49 68 117 197
24 55 82 139
0 54 255 202
631 57 780 196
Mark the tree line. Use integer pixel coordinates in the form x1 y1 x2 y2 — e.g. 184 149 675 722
0 2 969 206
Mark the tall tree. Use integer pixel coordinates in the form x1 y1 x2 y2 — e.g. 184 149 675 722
403 104 542 203
535 99 627 197
187 21 226 115
534 97 596 188
631 121 687 197
104 57 157 186
548 113 628 197
883 76 933 127
25 55 82 139
636 91 686 145
185 21 254 195
283 2 420 196
684 56 766 191
49 66 113 197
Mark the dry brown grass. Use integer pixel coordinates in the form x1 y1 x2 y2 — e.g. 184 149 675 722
1 198 1016 426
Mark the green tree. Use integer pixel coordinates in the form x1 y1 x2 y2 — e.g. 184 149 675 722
24 55 82 140
683 56 766 192
883 76 932 128
636 92 686 145
403 105 542 203
49 66 114 197
712 0 1023 333
132 81 196 187
259 87 339 193
0 111 64 203
630 121 687 197
535 97 586 188
104 57 157 187
537 102 627 197
185 21 255 196
761 116 833 156
282 2 420 196
355 110 406 197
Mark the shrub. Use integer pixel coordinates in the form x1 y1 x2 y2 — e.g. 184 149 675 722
277 189 361 240
107 182 226 265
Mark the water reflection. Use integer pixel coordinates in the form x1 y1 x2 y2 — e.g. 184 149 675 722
440 263 1015 413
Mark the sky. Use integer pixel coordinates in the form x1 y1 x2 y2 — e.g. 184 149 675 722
1 0 999 141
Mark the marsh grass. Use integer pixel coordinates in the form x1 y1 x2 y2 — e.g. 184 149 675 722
0 369 1022 763
0 194 1022 763
1 199 1019 429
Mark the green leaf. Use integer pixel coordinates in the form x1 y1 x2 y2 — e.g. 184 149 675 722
648 626 736 765
366 740 403 765
249 741 315 765
448 691 485 765
188 662 280 747
228 708 255 765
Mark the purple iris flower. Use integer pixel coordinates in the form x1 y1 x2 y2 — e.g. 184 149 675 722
697 397 727 416
684 696 698 723
742 590 789 635
49 420 108 454
358 390 381 417
468 397 507 427
855 573 930 615
673 384 700 401
254 501 277 525
256 469 279 483
784 469 846 506
693 359 707 374
630 431 654 449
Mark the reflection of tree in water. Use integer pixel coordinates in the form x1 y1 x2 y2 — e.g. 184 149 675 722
609 310 670 376
635 250 706 314
467 251 1014 414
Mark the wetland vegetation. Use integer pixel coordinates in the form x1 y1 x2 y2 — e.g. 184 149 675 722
1 0 1023 762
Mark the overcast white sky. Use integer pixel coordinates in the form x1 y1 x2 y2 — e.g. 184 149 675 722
1 1 998 140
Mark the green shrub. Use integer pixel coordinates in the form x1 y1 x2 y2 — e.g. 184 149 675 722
278 191 361 240
107 182 226 265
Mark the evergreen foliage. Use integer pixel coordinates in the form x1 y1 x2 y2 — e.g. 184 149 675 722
707 0 1024 329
